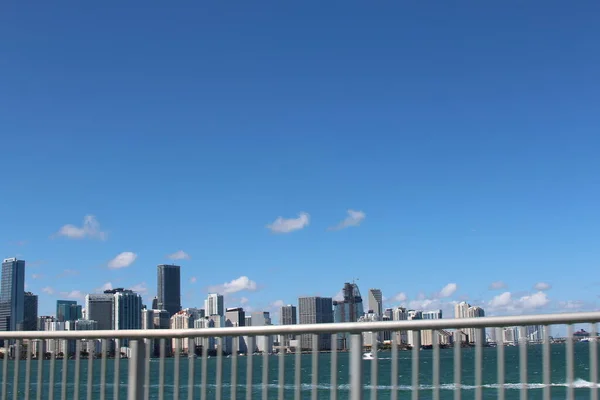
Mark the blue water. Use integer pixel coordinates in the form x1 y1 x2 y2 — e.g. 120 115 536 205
1 343 598 399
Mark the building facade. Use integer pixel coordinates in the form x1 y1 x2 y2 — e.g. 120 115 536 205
0 258 25 332
57 300 82 322
85 293 114 330
157 264 181 317
298 296 333 350
205 293 224 317
23 292 38 331
367 289 383 317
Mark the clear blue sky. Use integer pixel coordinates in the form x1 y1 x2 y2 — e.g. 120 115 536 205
1 1 599 321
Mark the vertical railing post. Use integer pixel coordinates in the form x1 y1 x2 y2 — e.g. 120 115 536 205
128 339 146 400
350 333 364 400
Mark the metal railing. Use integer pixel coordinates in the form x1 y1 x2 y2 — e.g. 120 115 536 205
0 311 599 399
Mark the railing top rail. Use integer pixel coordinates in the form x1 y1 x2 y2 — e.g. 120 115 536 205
2 311 599 340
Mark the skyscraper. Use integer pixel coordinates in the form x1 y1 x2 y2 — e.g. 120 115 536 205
112 289 143 330
280 305 297 325
333 283 364 350
57 300 82 322
157 264 181 317
85 293 114 330
225 307 245 327
23 292 38 331
298 296 333 350
367 289 383 317
0 258 26 331
205 293 224 316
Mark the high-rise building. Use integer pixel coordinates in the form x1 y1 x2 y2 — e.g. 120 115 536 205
157 264 181 317
151 297 158 310
111 289 143 330
85 293 114 330
466 306 485 344
205 293 224 316
170 311 195 352
298 296 333 350
420 310 442 346
225 308 245 327
334 283 365 350
23 292 38 331
280 305 297 347
367 289 383 317
0 258 26 332
57 300 82 322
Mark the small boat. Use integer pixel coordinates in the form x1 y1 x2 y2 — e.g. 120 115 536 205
362 352 374 360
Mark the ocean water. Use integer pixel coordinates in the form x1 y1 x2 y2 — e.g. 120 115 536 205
1 343 598 399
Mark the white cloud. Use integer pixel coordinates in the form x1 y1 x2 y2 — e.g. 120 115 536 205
208 276 258 294
558 300 585 311
534 282 551 291
393 292 407 302
167 250 190 260
108 252 137 269
488 291 550 312
42 286 54 295
489 281 507 290
60 290 84 299
129 282 148 295
328 209 366 231
240 297 249 305
333 290 344 301
270 299 285 309
438 283 458 298
31 274 42 280
189 276 197 284
98 282 113 291
55 215 107 240
266 212 310 234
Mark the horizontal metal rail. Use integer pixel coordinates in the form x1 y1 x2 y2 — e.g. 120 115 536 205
0 312 598 400
1 311 599 339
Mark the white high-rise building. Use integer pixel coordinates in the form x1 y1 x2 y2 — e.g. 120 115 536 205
170 311 194 352
85 293 114 330
393 307 408 344
205 293 224 316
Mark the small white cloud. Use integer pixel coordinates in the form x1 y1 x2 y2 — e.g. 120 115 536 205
393 292 407 302
490 291 513 308
98 282 113 291
333 290 344 301
55 215 107 240
208 276 258 294
489 281 507 290
520 291 549 309
42 286 54 295
328 209 366 231
488 291 550 312
558 300 585 311
438 283 458 298
270 299 285 309
167 250 190 260
534 282 551 291
266 212 310 234
129 282 148 295
189 276 197 284
60 290 84 299
108 252 137 269
31 274 42 280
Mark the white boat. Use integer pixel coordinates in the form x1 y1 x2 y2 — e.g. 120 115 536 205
362 352 374 360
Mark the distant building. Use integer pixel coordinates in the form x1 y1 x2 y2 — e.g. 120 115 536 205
85 293 114 330
298 296 333 351
333 283 364 350
170 311 194 352
57 300 82 322
225 308 245 327
454 302 485 344
367 289 383 317
280 305 297 347
0 258 26 332
205 293 224 317
23 292 38 331
250 312 273 353
420 310 443 346
157 264 181 318
112 289 143 330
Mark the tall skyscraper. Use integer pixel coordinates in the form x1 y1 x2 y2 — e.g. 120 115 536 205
225 307 245 327
0 258 26 331
157 264 181 317
205 293 224 316
112 289 143 330
280 305 297 325
298 296 333 350
333 282 364 323
85 293 114 330
57 300 82 322
367 289 383 317
23 292 38 331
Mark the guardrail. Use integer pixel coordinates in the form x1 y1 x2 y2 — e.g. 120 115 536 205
0 311 599 400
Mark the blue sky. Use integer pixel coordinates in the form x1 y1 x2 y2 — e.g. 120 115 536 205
1 1 599 322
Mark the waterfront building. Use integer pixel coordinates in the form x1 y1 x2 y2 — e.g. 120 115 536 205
170 310 194 352
367 289 383 317
57 300 82 322
157 264 181 317
0 258 25 332
23 292 38 331
298 296 333 351
205 293 224 317
280 305 297 347
85 293 114 330
333 282 365 350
